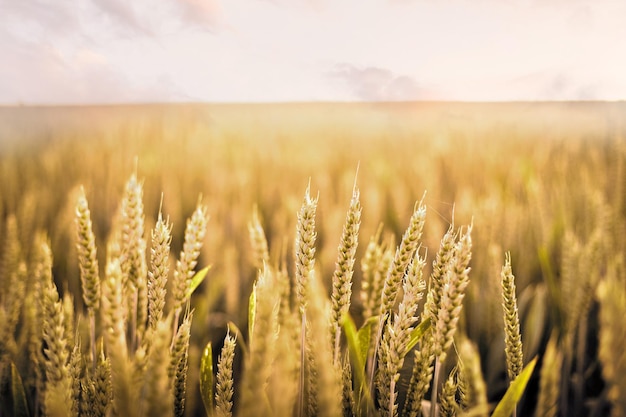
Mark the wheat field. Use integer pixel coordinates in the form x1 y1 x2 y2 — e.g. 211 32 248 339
0 101 625 417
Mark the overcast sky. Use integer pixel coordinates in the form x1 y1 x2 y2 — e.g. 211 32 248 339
1 0 625 104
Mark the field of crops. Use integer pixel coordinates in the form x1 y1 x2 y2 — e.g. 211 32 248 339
0 101 625 417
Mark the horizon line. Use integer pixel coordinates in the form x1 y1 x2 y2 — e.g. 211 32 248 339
1 99 625 109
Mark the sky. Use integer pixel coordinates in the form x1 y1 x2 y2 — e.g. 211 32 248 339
1 0 625 104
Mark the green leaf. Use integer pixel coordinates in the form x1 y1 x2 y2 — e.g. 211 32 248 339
11 362 29 417
404 317 431 355
187 265 212 298
200 342 214 417
356 316 378 368
227 321 249 357
342 313 366 387
491 356 537 417
341 313 375 414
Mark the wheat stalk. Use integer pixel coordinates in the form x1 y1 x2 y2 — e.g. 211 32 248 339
119 172 148 349
75 187 101 366
330 182 362 364
431 225 472 417
40 237 74 417
295 182 318 315
378 250 427 417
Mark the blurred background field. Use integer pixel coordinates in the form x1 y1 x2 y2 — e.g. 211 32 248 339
1 101 625 416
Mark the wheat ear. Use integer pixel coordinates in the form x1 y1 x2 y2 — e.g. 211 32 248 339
294 183 318 417
172 199 209 327
378 250 427 417
295 182 318 315
81 341 112 417
330 182 362 364
215 330 236 417
171 312 192 417
501 252 523 384
120 172 148 349
360 224 384 320
39 237 74 417
69 340 84 417
439 368 459 417
148 207 172 330
379 197 426 316
248 204 270 270
75 187 101 366
431 225 472 417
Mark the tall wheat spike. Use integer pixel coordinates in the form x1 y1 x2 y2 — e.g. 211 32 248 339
431 226 472 417
119 172 148 348
102 259 136 417
39 237 74 417
501 252 523 383
171 200 209 325
170 312 193 417
248 204 271 270
379 197 426 317
360 224 384 320
215 330 236 417
295 182 318 315
81 342 112 417
69 342 84 417
439 368 459 417
75 186 101 366
294 183 318 417
403 344 435 417
330 182 362 364
378 250 427 417
148 208 172 331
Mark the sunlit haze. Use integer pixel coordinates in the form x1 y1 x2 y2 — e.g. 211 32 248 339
2 0 625 104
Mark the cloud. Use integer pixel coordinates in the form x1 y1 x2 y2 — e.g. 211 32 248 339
328 64 424 101
177 0 223 31
507 70 603 101
90 0 153 36
0 33 189 104
1 0 223 44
